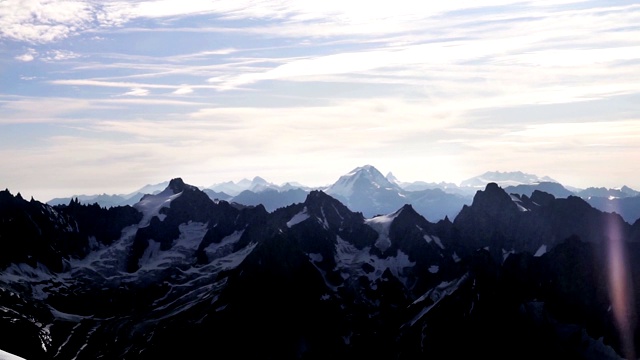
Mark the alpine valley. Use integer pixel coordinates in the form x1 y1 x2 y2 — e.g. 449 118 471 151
2 165 640 359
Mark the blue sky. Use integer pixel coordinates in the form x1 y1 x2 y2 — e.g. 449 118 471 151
1 0 639 201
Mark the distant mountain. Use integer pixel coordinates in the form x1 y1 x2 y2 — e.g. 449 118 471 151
584 196 640 224
46 181 169 208
230 188 309 212
208 176 310 196
577 185 640 199
387 171 464 194
504 181 575 199
202 189 233 202
325 165 405 215
1 180 636 359
325 165 471 220
461 171 557 189
570 186 640 223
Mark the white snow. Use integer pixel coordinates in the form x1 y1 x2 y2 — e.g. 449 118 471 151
204 230 244 260
409 273 469 327
134 187 183 227
452 252 461 263
175 222 209 251
534 244 547 257
423 234 444 249
502 248 515 262
138 240 162 268
365 209 401 253
308 253 323 263
135 222 208 271
428 265 439 274
334 236 415 287
0 262 54 282
0 349 26 360
510 194 530 212
209 242 256 270
286 207 310 227
326 165 396 199
319 207 330 229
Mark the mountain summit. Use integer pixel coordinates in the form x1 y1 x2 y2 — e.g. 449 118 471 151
326 165 400 200
461 171 557 188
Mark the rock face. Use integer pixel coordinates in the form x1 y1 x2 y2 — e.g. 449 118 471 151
454 183 632 259
0 181 638 359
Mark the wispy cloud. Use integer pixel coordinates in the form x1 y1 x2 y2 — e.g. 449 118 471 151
122 88 149 96
1 0 595 44
172 87 193 95
15 48 37 61
42 49 82 61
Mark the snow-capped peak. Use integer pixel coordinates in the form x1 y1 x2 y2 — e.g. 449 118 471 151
326 165 400 199
386 172 400 185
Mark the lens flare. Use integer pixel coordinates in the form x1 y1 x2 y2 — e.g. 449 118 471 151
606 214 636 360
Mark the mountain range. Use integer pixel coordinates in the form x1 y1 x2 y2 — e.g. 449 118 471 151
46 165 640 224
2 171 640 359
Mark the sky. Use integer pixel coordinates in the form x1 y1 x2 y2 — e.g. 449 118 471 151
1 0 639 201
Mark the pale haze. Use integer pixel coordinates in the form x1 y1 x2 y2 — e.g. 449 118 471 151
1 0 639 202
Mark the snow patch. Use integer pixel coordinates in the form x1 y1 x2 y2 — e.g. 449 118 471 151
134 187 183 227
204 230 244 260
308 253 323 263
138 240 162 268
502 248 515 262
510 194 530 212
0 348 26 360
365 209 401 253
175 222 208 251
428 265 439 274
409 273 469 327
334 236 415 287
287 207 310 228
534 244 547 257
424 234 444 249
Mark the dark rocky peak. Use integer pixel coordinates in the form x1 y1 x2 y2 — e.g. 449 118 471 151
468 182 519 216
0 190 88 272
530 189 556 207
303 190 362 223
391 204 433 230
168 177 198 193
55 201 142 247
286 190 377 251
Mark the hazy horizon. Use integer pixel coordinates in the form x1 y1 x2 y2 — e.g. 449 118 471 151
2 1 639 202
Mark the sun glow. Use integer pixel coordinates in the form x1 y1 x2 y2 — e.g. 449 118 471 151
606 214 636 360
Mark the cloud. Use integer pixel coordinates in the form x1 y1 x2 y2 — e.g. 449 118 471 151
122 88 149 96
0 0 594 44
15 48 37 62
172 87 193 95
0 0 93 43
42 50 81 61
50 79 223 91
